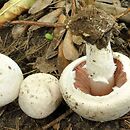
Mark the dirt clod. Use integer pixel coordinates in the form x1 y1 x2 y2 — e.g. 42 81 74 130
67 7 115 49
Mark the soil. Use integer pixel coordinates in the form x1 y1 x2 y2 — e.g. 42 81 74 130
0 0 130 130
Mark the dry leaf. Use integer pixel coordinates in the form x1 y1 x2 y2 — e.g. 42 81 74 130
96 2 130 23
34 56 57 73
45 42 58 59
55 1 65 8
29 8 62 31
29 0 53 14
63 30 79 61
12 24 28 39
53 14 66 38
0 0 36 24
112 0 121 7
57 42 70 74
37 8 62 23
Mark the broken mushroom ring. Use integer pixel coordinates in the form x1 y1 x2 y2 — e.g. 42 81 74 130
60 52 130 122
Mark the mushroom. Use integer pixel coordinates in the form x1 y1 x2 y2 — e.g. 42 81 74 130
0 53 23 107
18 73 62 119
60 7 130 122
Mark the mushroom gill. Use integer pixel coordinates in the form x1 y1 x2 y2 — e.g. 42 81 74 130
74 59 127 96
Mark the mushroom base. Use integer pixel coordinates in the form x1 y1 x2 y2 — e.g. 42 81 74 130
60 52 130 122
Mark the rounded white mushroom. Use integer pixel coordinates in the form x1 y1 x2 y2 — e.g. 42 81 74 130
0 53 23 107
18 73 62 119
60 52 130 122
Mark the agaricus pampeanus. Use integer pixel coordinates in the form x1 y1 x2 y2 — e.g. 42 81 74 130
0 53 23 107
18 73 62 119
60 7 130 122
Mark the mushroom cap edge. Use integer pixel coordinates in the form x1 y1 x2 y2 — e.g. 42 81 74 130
60 52 130 122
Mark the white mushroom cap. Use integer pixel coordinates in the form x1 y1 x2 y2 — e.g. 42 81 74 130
0 53 23 107
60 52 130 122
18 73 62 119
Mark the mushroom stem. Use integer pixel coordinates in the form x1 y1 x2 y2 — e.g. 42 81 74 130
86 41 116 93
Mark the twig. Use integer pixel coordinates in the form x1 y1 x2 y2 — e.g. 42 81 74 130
115 8 130 19
15 118 20 130
42 109 73 130
124 120 130 128
23 69 37 76
8 20 65 28
0 107 6 117
71 0 76 16
120 115 130 120
3 33 9 47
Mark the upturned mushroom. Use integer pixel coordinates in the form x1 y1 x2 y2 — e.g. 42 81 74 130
0 53 23 107
18 73 62 119
60 7 130 122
